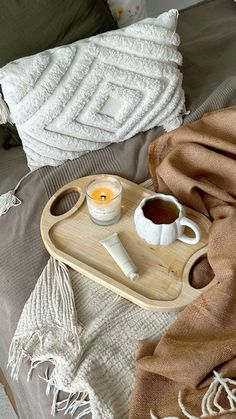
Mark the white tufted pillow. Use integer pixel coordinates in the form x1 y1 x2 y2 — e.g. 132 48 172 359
0 9 185 170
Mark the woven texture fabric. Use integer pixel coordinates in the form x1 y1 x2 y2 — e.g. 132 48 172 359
130 105 236 418
8 258 177 418
0 10 185 170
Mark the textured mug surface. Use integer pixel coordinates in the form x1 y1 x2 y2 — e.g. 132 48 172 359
134 193 201 246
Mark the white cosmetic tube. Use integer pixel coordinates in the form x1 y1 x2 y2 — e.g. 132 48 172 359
100 233 139 281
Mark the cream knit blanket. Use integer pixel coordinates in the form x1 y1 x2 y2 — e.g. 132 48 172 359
8 256 177 419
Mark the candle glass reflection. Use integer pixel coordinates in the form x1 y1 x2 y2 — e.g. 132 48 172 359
85 175 122 226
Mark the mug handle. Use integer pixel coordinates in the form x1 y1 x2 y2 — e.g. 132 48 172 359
178 217 201 245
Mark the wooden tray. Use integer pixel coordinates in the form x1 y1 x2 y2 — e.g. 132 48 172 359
40 175 214 312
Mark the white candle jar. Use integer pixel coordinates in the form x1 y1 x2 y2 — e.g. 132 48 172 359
85 176 122 226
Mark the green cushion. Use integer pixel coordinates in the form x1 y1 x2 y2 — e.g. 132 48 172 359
0 0 116 68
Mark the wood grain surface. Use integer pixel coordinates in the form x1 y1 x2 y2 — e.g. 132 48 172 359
41 175 214 311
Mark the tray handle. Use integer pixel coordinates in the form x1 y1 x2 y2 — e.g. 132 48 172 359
41 183 86 230
180 247 216 304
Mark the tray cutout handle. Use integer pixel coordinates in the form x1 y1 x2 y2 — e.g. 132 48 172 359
41 184 85 230
181 247 216 304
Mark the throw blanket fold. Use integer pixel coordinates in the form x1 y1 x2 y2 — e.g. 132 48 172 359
129 105 236 419
8 249 177 419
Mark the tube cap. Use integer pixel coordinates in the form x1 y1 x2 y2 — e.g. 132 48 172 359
129 272 139 281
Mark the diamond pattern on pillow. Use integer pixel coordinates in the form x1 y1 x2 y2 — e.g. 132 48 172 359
0 9 185 170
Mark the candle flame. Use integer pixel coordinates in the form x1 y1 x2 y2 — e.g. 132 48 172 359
90 187 114 201
100 192 106 201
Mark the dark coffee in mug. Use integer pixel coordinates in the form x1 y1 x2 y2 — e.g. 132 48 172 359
142 198 179 224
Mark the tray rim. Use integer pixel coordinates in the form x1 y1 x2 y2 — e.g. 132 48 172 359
40 175 214 312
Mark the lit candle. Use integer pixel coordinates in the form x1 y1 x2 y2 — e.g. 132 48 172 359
85 176 122 226
90 187 115 202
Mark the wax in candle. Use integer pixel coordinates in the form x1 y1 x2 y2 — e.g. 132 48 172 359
90 187 115 201
86 176 122 225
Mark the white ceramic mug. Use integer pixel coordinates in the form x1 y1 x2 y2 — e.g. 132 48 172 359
134 194 201 246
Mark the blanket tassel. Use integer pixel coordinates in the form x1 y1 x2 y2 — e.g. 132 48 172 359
40 366 91 417
0 93 26 216
0 190 21 216
40 368 91 418
0 92 10 124
150 371 236 419
7 340 28 382
0 171 31 216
